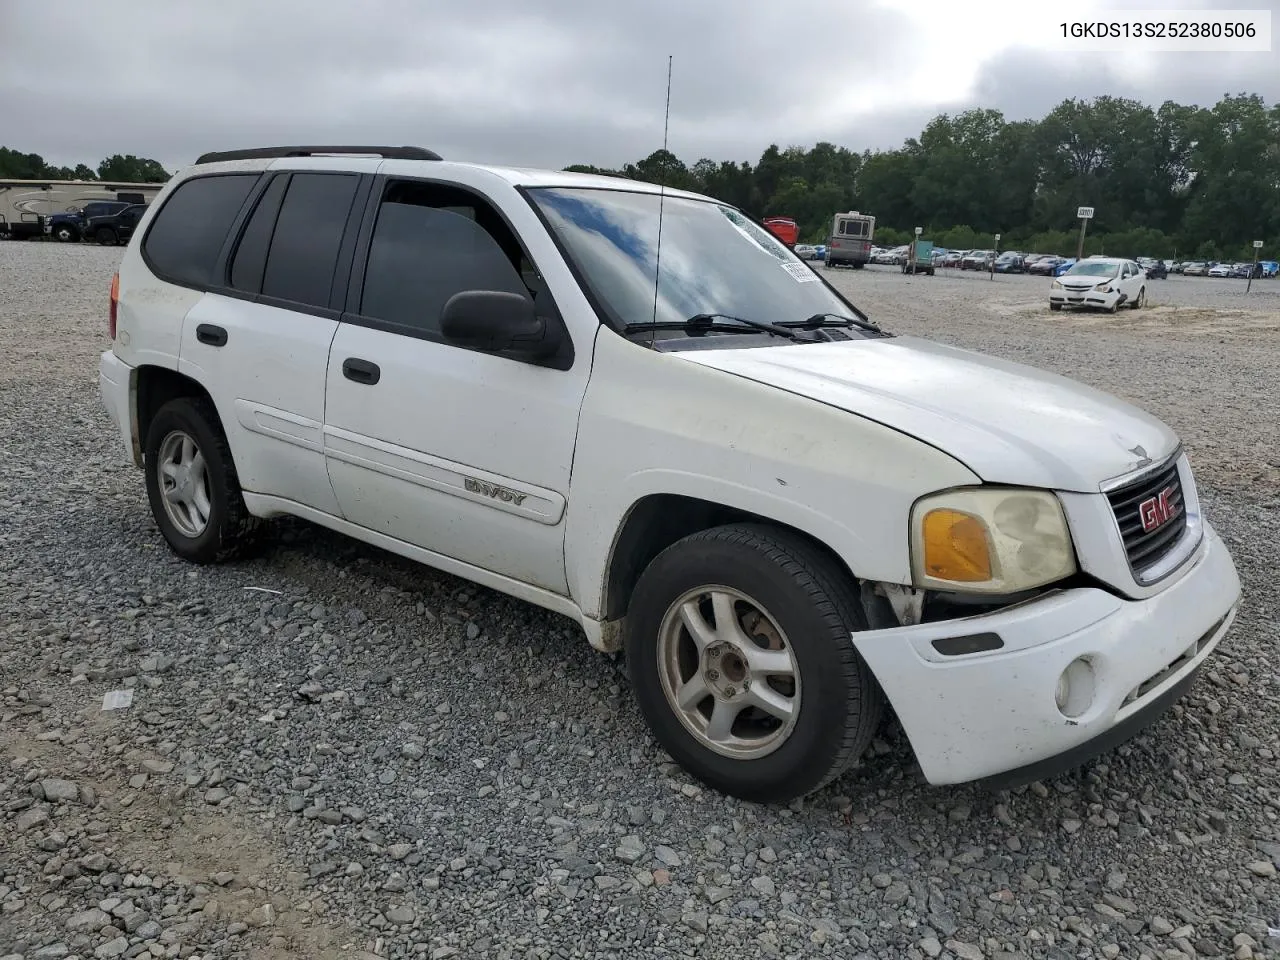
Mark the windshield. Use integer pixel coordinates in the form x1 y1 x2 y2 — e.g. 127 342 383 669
527 187 874 342
1064 261 1119 277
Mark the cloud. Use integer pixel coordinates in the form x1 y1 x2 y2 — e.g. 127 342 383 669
1 0 1276 174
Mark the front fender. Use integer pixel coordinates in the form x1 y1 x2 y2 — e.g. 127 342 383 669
563 331 981 619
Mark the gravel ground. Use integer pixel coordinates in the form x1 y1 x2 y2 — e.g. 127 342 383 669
2 242 1278 960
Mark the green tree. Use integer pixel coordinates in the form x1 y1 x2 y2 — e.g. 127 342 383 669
559 91 1278 255
97 154 170 183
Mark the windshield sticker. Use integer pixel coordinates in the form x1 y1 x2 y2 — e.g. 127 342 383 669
781 261 819 283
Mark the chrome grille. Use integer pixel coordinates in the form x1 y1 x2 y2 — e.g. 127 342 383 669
1107 459 1187 575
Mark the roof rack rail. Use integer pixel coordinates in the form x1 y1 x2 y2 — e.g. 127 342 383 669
194 145 443 164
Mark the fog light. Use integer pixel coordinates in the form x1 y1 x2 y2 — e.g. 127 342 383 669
1055 657 1096 719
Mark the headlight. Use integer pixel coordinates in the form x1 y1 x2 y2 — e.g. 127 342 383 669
910 488 1077 594
1093 280 1112 291
1051 280 1061 288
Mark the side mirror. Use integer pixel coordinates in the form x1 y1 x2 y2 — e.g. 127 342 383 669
439 290 560 360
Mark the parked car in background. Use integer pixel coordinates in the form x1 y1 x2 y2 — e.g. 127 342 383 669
1144 260 1168 280
45 200 133 242
994 251 1025 274
83 203 148 246
1050 257 1147 312
794 244 817 260
1260 260 1278 277
1208 263 1232 278
941 250 965 267
961 249 995 271
812 244 826 261
1028 256 1062 276
1182 261 1208 276
1052 258 1078 277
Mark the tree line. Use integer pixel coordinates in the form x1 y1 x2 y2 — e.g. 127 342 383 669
6 92 1276 260
566 93 1279 262
0 148 170 184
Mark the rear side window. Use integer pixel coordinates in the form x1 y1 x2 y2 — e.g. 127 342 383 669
142 174 259 288
259 173 360 309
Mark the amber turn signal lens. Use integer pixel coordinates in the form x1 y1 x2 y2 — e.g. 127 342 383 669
921 509 993 582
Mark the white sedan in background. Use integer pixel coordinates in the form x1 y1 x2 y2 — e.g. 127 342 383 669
1049 257 1147 313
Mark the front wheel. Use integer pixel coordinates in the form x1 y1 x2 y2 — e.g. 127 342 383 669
1049 302 1062 311
1132 286 1145 309
626 523 884 803
54 224 79 242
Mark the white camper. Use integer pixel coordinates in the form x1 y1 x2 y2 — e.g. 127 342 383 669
0 179 165 239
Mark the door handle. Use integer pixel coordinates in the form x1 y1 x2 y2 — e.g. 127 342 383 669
195 324 228 347
342 357 380 385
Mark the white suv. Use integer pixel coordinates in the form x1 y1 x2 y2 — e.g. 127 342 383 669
99 145 1241 802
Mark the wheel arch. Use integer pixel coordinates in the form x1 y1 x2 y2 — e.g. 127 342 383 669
134 365 220 465
598 493 881 630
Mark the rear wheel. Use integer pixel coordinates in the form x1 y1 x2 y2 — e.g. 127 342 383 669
144 397 264 564
626 523 884 803
95 226 118 245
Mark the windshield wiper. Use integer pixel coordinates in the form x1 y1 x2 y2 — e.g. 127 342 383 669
780 312 884 335
624 313 812 342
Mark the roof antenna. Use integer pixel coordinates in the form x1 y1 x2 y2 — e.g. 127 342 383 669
649 55 673 351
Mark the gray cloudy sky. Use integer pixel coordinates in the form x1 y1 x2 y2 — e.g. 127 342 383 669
1 0 1277 174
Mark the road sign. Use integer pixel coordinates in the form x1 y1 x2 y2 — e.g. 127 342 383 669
1077 206 1094 219
1254 240 1264 248
914 226 922 235
994 233 1001 244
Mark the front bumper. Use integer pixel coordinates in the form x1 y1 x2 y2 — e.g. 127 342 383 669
1050 287 1119 308
853 523 1240 785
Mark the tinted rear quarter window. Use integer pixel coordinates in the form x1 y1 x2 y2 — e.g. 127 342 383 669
260 173 360 309
143 174 260 287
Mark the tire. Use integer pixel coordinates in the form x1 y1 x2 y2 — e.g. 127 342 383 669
625 523 884 803
852 260 864 269
1132 286 1145 309
53 224 79 242
143 396 265 564
1107 297 1120 314
95 226 118 246
1049 302 1062 311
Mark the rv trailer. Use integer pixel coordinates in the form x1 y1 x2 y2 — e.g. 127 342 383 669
0 179 166 240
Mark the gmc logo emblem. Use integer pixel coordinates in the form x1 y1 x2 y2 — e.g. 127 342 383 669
1138 487 1179 533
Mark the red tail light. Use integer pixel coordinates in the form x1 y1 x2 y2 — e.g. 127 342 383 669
109 272 119 339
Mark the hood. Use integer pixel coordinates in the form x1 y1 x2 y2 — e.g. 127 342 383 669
678 336 1179 493
1057 273 1114 289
